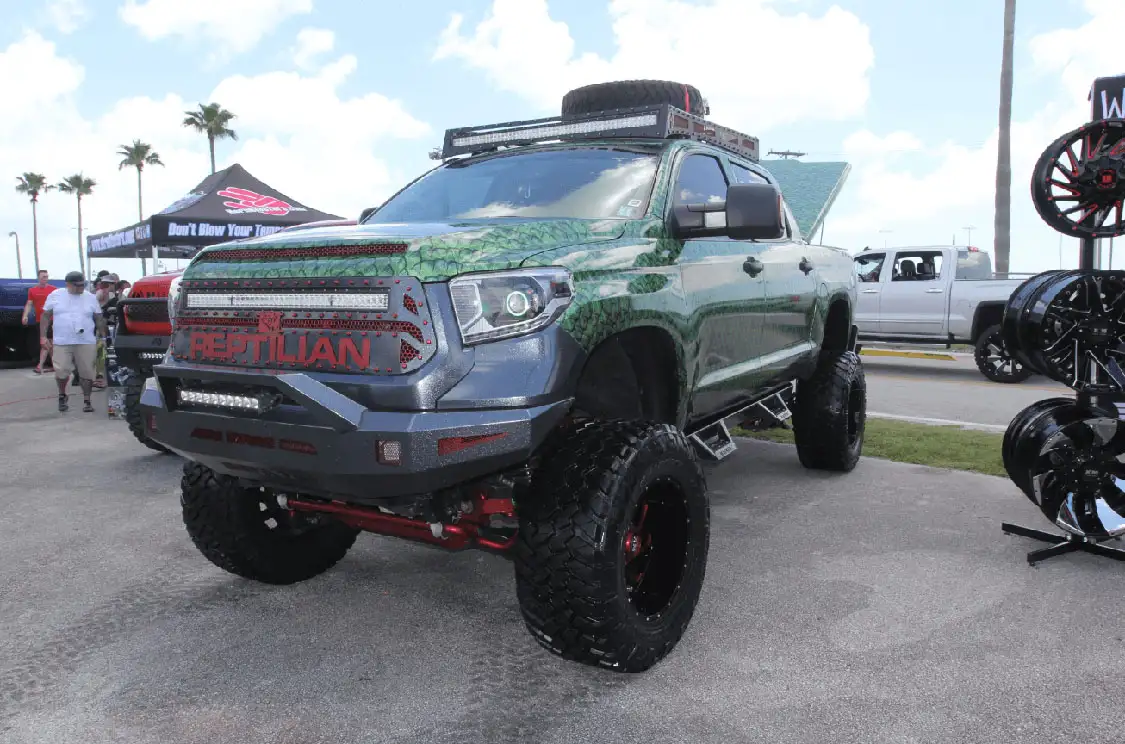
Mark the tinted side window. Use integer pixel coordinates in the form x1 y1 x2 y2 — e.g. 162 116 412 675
673 154 728 206
730 163 767 184
854 252 886 283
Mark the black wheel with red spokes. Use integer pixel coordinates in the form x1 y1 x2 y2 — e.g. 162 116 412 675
514 420 709 673
1019 270 1125 391
621 478 692 618
1015 403 1125 539
1031 118 1125 239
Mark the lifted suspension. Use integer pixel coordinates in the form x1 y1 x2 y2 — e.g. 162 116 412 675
286 492 518 555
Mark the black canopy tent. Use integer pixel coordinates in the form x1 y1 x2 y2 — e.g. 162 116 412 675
86 163 343 263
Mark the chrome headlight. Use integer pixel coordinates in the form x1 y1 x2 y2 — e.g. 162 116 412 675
448 267 573 346
166 274 184 327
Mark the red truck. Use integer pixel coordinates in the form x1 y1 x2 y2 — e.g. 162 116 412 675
112 219 356 451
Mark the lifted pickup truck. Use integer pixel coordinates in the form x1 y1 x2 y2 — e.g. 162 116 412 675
852 245 1036 382
139 80 866 672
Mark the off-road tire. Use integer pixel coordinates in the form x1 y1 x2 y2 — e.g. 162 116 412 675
181 462 360 585
792 351 866 472
974 324 1032 383
514 420 709 673
562 80 709 117
124 372 170 453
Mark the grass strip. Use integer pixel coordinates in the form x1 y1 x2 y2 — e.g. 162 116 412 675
734 417 1006 478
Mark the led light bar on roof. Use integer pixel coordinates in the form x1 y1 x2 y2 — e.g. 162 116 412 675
451 114 659 149
441 103 760 162
185 292 389 311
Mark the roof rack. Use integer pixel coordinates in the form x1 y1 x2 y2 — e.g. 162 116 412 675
441 104 760 162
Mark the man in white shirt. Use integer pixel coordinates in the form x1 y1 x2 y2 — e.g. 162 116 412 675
39 271 107 413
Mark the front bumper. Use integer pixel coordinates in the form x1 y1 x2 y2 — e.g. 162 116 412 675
139 282 586 503
112 331 170 369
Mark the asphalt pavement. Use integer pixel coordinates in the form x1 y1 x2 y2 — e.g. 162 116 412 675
2 367 1125 744
860 354 1073 430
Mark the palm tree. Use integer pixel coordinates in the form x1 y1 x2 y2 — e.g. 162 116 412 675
993 0 1016 277
182 102 238 174
58 174 96 276
118 139 164 275
14 173 54 275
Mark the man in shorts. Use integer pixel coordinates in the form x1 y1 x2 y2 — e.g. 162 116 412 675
21 269 58 374
39 271 106 413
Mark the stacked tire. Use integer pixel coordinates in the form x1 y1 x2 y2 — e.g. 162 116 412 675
1000 269 1125 392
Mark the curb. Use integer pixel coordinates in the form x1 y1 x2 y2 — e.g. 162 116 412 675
859 348 960 361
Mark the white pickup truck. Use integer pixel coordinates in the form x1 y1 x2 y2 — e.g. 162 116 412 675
852 245 1037 382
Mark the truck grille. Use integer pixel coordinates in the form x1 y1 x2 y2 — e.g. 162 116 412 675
170 276 437 375
124 303 169 323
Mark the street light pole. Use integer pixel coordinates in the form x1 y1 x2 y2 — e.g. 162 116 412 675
7 231 21 279
878 229 893 250
963 225 976 245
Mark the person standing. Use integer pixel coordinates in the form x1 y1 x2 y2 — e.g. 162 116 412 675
39 271 106 413
21 269 58 374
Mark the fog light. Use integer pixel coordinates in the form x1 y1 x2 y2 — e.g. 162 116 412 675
377 440 402 465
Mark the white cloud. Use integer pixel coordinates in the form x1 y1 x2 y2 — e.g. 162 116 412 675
823 0 1125 271
47 0 90 34
119 0 313 56
292 27 334 70
434 0 874 131
0 30 432 280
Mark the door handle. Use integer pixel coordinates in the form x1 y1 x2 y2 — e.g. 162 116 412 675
743 257 764 277
799 258 814 275
925 288 944 294
861 289 879 294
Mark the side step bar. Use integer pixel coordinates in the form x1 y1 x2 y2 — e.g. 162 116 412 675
688 385 794 462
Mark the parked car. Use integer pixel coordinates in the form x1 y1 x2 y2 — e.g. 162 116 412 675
0 277 66 362
852 245 1037 382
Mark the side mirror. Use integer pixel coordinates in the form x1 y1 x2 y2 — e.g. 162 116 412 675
726 182 785 240
358 207 377 223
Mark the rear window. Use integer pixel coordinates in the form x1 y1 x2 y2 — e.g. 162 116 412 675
956 249 993 279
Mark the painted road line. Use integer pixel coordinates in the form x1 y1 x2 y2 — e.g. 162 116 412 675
864 371 1071 394
867 411 1008 433
860 348 958 361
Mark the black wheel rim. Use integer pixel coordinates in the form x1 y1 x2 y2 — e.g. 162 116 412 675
1004 398 1076 494
1022 271 1125 390
1031 119 1125 239
1025 411 1125 538
978 328 1024 379
622 478 691 618
1003 270 1063 367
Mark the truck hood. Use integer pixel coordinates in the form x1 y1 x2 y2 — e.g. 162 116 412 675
183 218 627 282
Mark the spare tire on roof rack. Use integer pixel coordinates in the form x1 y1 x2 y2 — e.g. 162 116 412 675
562 80 710 117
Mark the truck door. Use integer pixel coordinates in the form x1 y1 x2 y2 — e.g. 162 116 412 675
852 251 887 334
755 196 819 360
877 248 949 336
673 152 769 417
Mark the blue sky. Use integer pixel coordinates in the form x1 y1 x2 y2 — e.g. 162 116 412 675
1 0 1121 279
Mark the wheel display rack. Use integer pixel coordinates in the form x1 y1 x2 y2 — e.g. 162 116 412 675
1002 77 1125 565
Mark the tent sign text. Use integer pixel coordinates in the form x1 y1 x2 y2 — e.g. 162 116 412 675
165 222 288 240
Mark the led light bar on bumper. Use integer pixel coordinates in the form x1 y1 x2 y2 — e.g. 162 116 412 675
184 292 389 311
178 388 279 412
448 267 573 346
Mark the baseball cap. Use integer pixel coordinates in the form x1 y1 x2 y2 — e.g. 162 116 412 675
64 271 85 283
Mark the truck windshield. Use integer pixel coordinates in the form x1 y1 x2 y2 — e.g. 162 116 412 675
368 148 660 223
